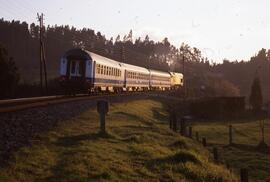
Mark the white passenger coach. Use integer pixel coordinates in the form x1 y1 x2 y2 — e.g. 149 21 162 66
59 48 183 93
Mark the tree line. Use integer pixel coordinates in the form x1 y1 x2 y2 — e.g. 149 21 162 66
0 18 268 102
212 48 270 103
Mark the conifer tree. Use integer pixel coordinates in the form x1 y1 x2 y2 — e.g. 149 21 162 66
0 43 20 98
249 76 263 113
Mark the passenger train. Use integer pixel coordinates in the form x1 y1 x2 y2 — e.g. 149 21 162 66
59 48 183 93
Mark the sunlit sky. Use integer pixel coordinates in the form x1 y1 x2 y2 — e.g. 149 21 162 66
0 0 270 62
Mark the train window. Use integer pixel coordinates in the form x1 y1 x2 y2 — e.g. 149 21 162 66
70 61 76 74
96 64 100 74
100 65 103 74
78 61 83 75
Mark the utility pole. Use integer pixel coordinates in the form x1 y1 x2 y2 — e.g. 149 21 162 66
37 13 48 95
182 54 185 97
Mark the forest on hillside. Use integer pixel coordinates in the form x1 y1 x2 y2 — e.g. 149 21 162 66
0 18 269 102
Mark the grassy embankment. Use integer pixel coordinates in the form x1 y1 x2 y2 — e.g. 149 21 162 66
0 99 236 181
191 119 270 182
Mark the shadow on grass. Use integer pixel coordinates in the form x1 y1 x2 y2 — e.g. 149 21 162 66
223 143 270 154
113 111 141 120
56 132 115 147
113 111 154 126
151 107 168 123
147 150 201 168
169 140 188 149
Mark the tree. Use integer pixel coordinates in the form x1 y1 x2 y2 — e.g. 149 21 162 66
249 76 263 113
0 43 20 98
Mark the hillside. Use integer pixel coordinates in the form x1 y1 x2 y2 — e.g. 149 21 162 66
191 119 270 182
0 99 236 181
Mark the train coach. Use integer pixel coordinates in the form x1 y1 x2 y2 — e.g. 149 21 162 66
59 48 183 93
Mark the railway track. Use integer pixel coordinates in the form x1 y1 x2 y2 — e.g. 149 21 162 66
0 92 155 113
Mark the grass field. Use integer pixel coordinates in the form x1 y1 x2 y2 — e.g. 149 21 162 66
191 119 270 182
0 99 235 182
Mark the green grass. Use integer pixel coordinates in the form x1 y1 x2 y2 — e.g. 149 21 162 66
191 119 270 182
0 100 235 182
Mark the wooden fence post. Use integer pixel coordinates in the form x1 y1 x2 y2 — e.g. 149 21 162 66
169 112 177 132
229 124 233 145
173 115 177 132
213 147 218 162
180 118 186 136
169 113 173 129
188 126 192 138
240 168 248 182
226 163 231 172
202 137 207 147
196 132 199 141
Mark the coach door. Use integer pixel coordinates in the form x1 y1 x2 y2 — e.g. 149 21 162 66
69 60 84 78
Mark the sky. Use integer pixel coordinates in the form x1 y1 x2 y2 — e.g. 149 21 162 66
0 0 270 62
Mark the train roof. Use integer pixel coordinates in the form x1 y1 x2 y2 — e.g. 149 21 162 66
62 49 122 68
86 51 122 68
169 72 183 76
120 63 149 73
149 69 171 77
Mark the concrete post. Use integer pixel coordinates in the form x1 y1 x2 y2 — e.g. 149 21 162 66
97 100 109 134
